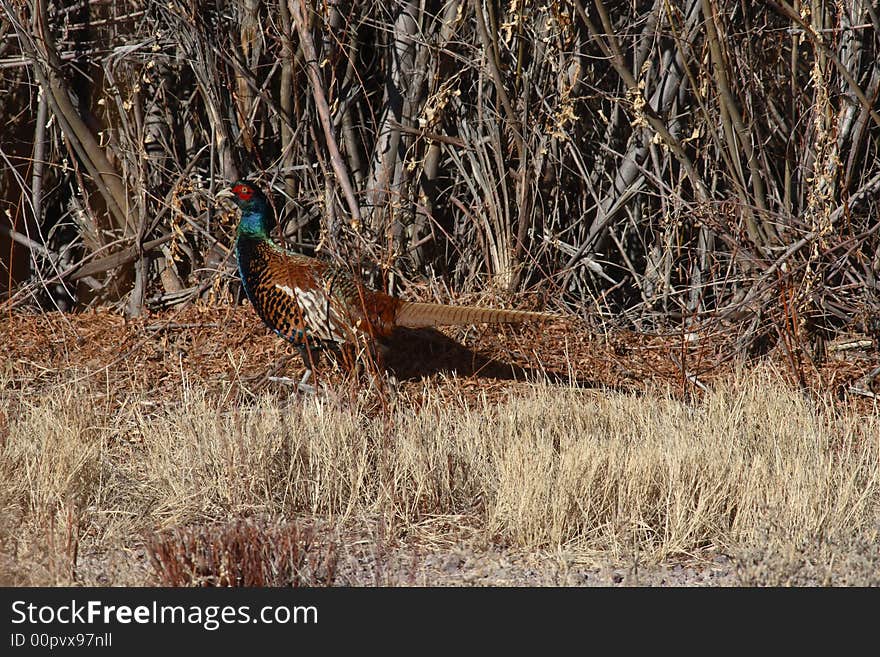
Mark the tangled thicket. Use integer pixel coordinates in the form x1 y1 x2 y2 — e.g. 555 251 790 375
1 0 879 355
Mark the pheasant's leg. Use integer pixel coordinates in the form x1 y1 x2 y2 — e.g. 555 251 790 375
296 343 321 393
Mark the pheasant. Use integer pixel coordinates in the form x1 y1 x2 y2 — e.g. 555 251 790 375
218 180 556 382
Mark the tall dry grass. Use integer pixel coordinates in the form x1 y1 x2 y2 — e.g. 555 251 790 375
1 364 878 584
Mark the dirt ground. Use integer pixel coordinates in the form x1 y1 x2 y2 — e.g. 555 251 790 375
70 514 880 587
3 301 877 405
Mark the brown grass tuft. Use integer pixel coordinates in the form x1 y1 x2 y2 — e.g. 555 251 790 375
145 518 338 586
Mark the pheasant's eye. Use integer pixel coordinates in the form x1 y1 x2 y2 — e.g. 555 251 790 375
234 184 253 200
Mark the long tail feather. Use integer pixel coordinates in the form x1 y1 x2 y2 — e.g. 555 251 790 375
394 301 556 329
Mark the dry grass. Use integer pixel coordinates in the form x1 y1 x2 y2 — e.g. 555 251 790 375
1 354 878 585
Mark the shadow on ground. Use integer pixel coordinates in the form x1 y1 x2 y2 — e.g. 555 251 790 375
380 327 609 390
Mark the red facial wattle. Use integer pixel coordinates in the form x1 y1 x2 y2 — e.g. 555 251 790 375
234 184 254 201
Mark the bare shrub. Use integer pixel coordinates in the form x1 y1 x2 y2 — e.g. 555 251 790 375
0 1 877 362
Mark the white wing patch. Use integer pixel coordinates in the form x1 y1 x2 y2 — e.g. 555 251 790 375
274 282 347 342
275 283 296 298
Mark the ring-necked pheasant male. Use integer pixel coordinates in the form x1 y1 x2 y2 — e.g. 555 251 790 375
219 180 556 379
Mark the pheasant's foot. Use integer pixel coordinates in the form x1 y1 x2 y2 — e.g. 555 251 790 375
267 370 316 394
